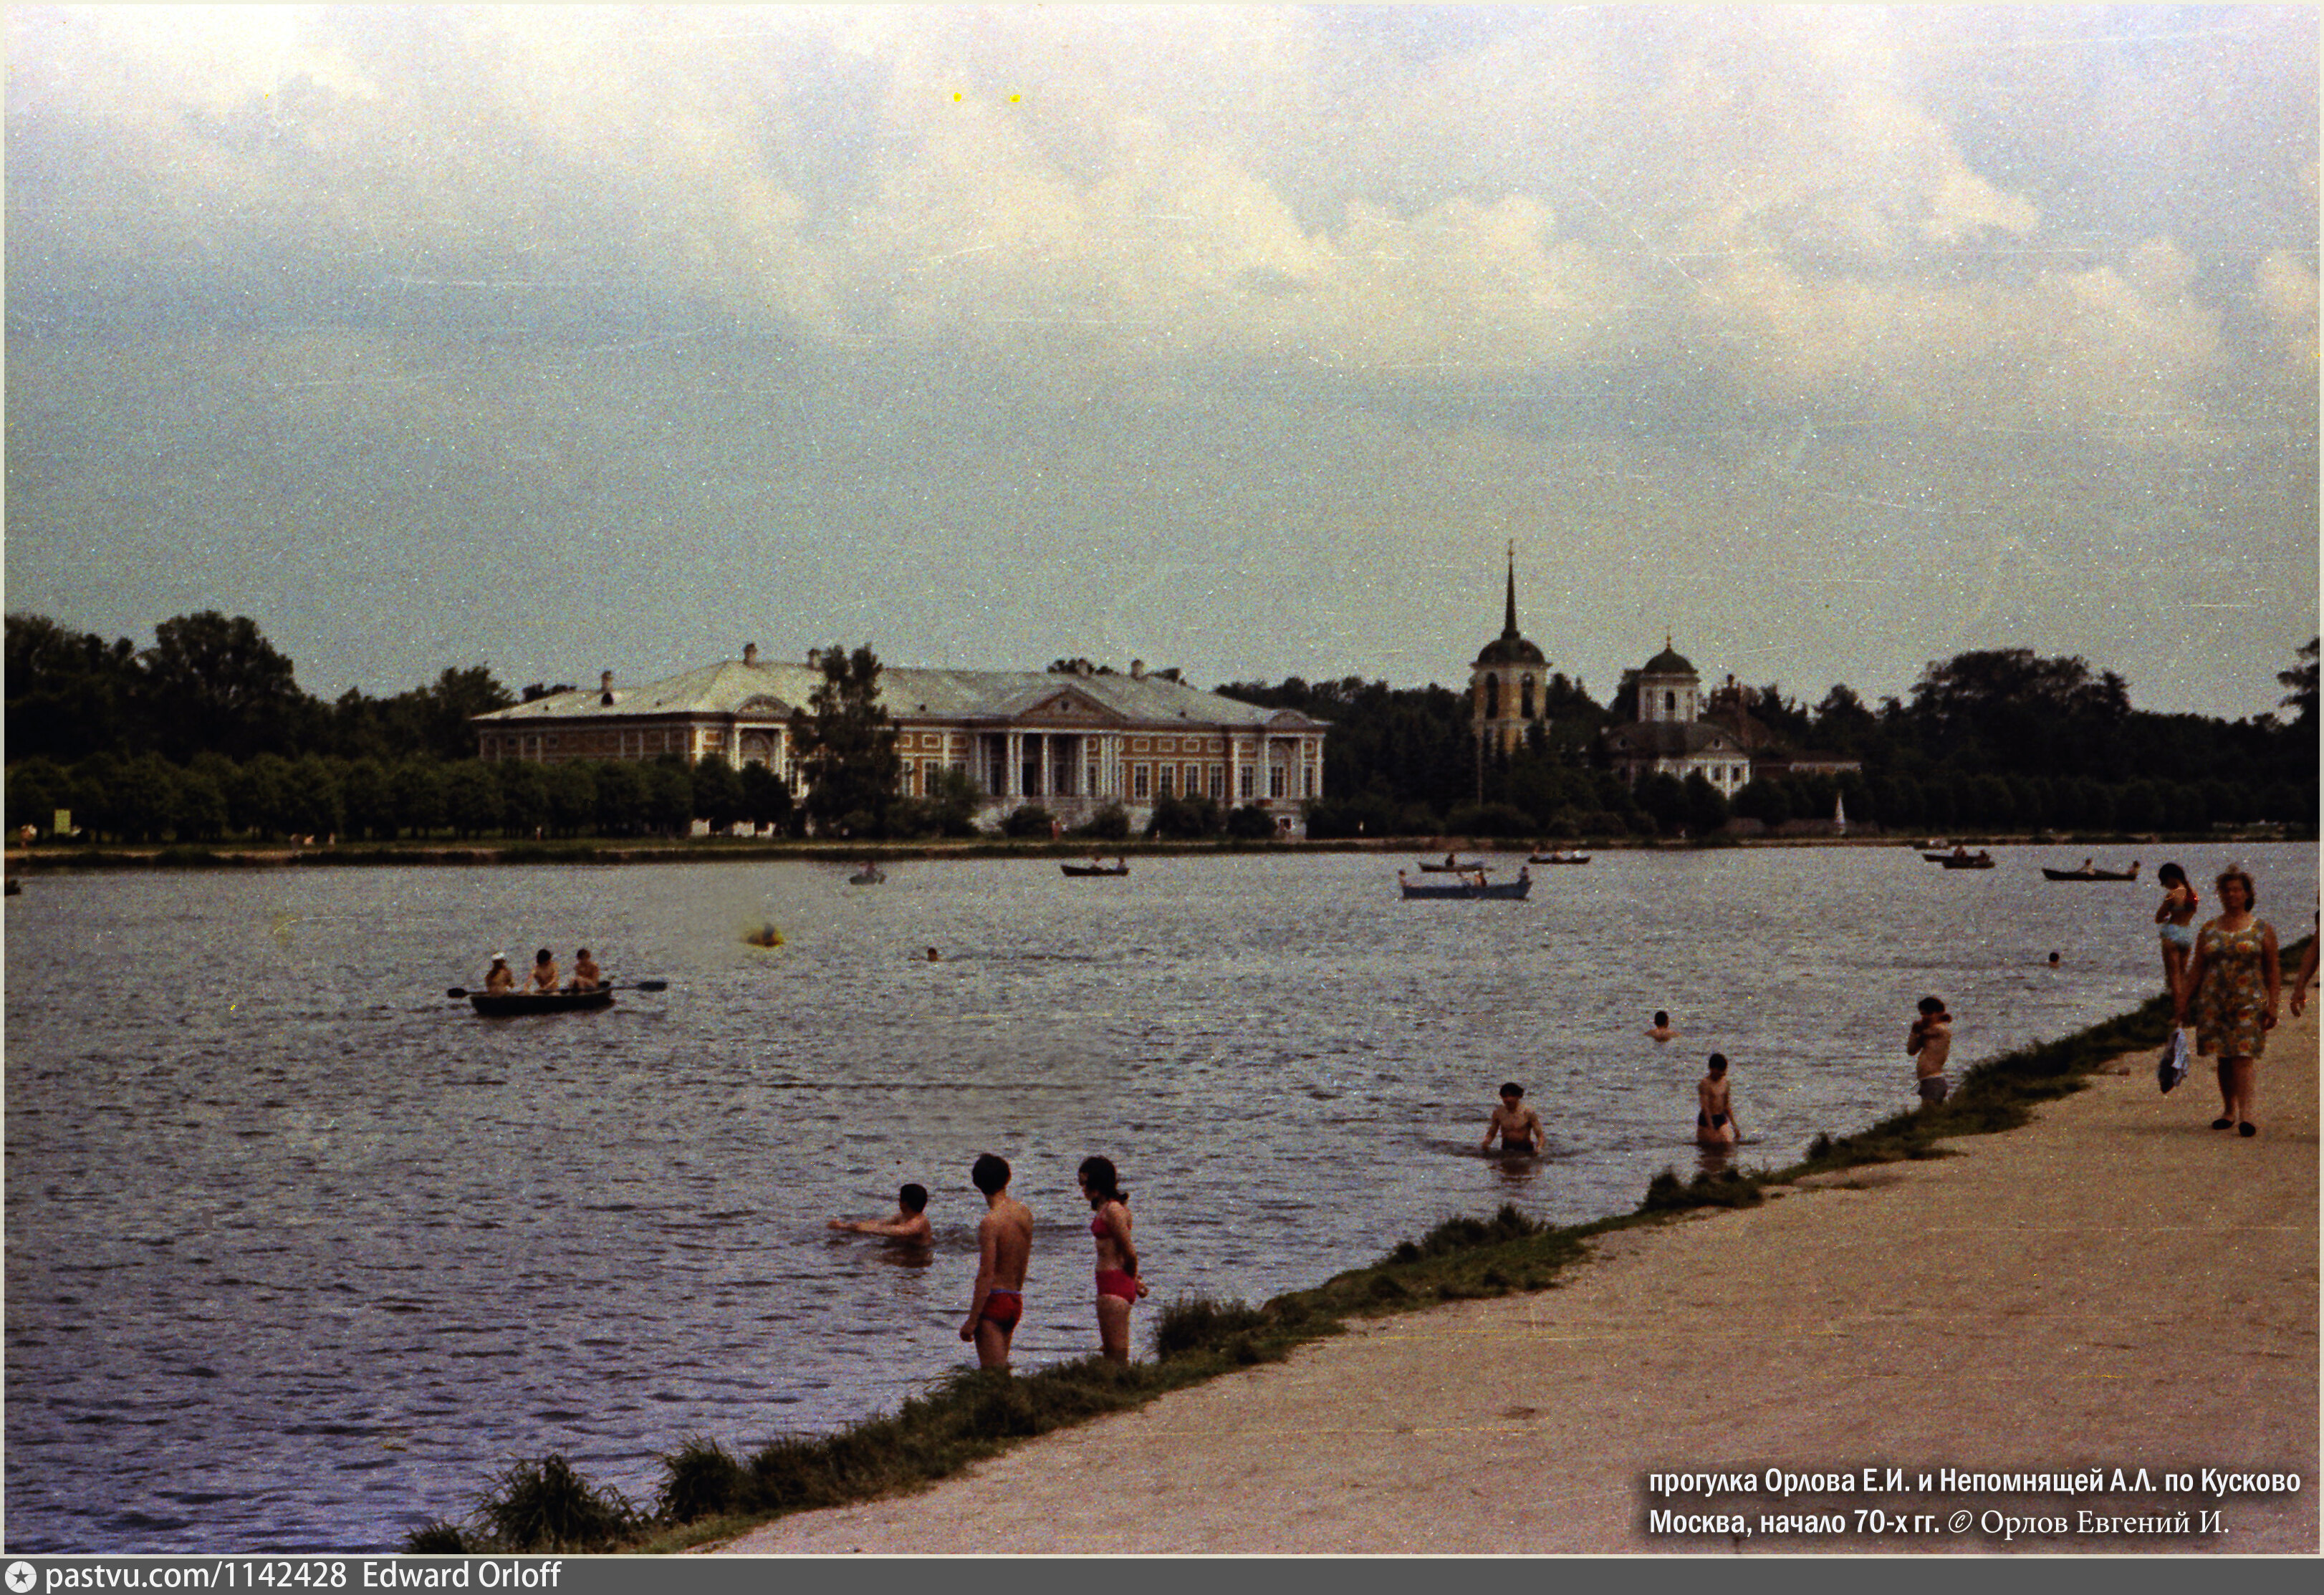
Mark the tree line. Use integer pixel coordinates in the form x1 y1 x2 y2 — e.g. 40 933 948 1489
1218 640 2318 840
6 610 2314 844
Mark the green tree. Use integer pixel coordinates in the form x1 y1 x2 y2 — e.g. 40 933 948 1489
787 645 902 837
544 761 599 838
646 758 695 836
444 761 504 839
340 758 395 841
391 759 448 839
2280 637 2318 728
691 758 745 833
1731 778 1792 829
494 760 549 838
1681 772 1729 835
141 612 314 763
595 761 650 837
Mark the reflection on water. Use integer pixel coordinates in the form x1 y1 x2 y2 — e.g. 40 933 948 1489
5 843 2313 1551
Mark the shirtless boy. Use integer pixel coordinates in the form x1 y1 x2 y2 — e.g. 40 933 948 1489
570 948 602 992
1646 1010 1678 1042
528 948 560 993
827 1182 932 1245
1696 1054 1738 1147
959 1154 1033 1370
1908 996 1953 1106
1480 1082 1545 1155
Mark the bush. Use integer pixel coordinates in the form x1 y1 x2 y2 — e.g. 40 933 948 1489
1074 801 1132 841
1003 804 1057 838
474 1454 638 1551
402 1520 474 1554
1152 1296 1272 1360
1224 804 1277 840
656 1435 748 1524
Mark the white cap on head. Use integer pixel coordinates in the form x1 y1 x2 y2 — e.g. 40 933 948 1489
491 953 507 963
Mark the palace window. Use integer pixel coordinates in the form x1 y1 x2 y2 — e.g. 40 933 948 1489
1158 765 1174 799
1269 765 1287 799
1209 765 1224 800
1133 765 1150 799
1240 766 1256 799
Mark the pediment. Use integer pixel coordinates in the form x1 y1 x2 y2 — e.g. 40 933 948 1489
738 694 789 715
1019 687 1128 726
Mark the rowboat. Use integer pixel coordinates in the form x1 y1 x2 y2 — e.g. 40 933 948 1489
1937 853 1994 869
469 988 616 1017
1417 859 1493 872
1527 853 1590 865
1060 862 1129 877
848 867 885 885
2042 862 2140 882
1399 870 1531 900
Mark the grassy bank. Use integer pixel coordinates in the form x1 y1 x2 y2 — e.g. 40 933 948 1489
403 955 2294 1556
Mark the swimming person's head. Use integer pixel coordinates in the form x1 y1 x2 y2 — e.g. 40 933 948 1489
1707 1053 1728 1076
898 1182 928 1214
1653 1011 1670 1027
2159 862 2189 890
971 1153 1011 1196
1077 1155 1126 1205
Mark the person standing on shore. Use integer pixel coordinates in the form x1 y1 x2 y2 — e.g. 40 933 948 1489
1695 1054 1738 1147
2154 862 2200 1004
1480 1083 1545 1155
1907 997 1953 1107
2174 866 2280 1137
960 1154 1032 1369
828 1182 933 1245
1078 1156 1148 1364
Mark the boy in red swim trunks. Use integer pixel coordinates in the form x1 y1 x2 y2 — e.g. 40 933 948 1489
960 1153 1033 1370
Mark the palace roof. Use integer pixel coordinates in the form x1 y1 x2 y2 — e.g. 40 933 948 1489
474 658 1328 731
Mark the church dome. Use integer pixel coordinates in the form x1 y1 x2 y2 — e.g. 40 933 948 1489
1641 643 1696 676
1474 634 1547 668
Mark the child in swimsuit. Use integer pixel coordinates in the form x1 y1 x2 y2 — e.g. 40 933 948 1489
1695 1054 1737 1147
959 1153 1032 1369
1080 1155 1147 1364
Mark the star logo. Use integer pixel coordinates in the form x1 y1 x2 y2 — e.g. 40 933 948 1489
6 1562 38 1594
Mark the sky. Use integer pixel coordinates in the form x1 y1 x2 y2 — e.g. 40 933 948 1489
4 4 2317 721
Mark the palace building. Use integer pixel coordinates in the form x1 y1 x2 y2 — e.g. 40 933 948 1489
471 644 1330 837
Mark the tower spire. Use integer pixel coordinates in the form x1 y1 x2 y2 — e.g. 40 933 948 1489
1503 541 1519 640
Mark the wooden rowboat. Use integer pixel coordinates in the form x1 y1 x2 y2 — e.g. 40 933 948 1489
469 988 616 1017
1399 871 1531 900
1937 853 1994 869
1417 859 1493 872
2042 862 2140 882
1060 862 1129 877
1527 854 1590 865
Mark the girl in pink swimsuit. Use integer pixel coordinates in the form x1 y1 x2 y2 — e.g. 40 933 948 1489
1079 1155 1147 1364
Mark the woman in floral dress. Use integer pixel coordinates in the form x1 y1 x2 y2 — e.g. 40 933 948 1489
2174 865 2280 1137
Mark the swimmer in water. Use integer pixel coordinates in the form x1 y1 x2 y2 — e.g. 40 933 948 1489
1479 1081 1545 1155
1646 1010 1678 1042
827 1182 933 1245
1696 1054 1738 1147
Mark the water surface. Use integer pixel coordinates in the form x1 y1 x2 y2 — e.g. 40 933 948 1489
6 842 2312 1551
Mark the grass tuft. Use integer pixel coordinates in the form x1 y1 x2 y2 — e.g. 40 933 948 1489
656 1435 749 1525
472 1453 640 1551
1152 1295 1272 1360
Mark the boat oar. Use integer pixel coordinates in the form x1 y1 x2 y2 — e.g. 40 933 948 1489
443 979 669 999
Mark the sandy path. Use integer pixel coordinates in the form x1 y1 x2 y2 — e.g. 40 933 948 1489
720 1003 2318 1555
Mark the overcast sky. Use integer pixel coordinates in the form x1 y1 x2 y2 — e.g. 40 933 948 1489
6 5 2315 719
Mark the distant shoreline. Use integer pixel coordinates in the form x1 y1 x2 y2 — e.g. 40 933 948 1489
4 828 2297 875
